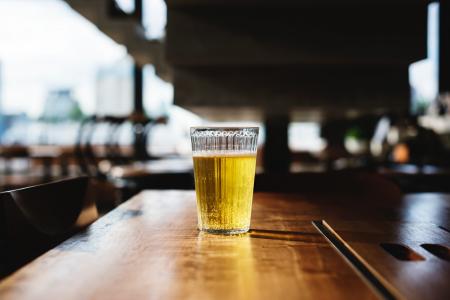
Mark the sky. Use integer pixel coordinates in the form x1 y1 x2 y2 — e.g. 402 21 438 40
0 0 127 116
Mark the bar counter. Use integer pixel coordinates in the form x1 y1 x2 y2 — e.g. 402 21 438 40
0 190 449 300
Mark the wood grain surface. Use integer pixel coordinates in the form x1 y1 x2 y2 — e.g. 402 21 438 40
1 191 449 300
0 191 378 300
324 220 450 300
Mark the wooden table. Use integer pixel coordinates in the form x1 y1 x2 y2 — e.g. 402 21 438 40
0 191 449 300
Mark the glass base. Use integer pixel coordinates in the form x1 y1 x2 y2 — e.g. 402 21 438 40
200 228 249 235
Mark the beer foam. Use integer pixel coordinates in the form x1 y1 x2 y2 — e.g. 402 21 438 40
190 128 258 138
192 151 256 157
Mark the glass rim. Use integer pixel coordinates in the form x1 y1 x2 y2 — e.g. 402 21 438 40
190 126 259 152
190 126 259 130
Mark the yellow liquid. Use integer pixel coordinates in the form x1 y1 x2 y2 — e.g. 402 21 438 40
193 154 257 233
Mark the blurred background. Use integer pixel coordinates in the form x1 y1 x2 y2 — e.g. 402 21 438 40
0 0 449 211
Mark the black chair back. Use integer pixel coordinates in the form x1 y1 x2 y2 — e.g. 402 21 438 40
0 176 98 277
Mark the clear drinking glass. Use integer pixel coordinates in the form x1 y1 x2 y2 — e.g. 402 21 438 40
191 127 259 234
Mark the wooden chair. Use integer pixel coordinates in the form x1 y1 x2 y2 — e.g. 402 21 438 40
0 176 98 277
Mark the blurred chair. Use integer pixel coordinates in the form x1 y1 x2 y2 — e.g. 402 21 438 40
75 115 163 178
0 176 98 278
75 114 191 204
75 115 121 178
74 116 128 211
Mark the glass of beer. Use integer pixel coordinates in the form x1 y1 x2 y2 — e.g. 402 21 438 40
191 127 259 234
